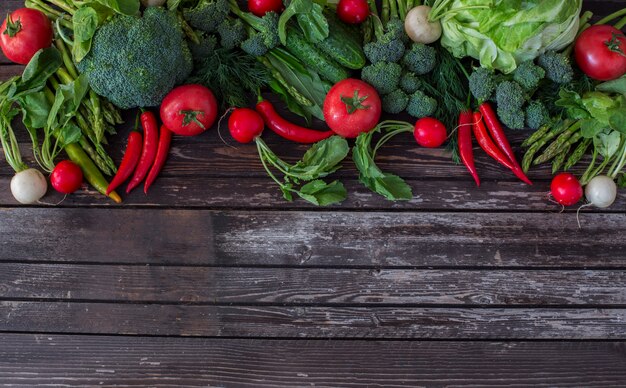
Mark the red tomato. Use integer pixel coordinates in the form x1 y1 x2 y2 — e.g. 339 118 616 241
574 25 626 81
337 0 370 24
323 78 381 138
413 117 447 148
50 160 83 194
160 84 218 136
248 0 283 16
550 173 583 206
0 8 53 65
228 108 264 143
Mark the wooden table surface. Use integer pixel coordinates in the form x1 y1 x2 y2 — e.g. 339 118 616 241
1 0 626 386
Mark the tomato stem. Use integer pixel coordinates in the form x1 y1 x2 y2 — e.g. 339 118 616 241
605 32 626 57
3 14 22 37
340 90 371 114
180 110 206 129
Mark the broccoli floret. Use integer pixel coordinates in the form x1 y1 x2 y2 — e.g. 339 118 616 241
382 89 409 114
77 7 193 109
361 61 402 95
513 60 545 91
497 106 525 130
240 32 268 56
399 72 421 94
217 19 246 49
385 18 409 43
495 81 525 113
537 50 574 84
183 0 230 33
363 16 405 64
407 90 437 118
469 67 496 102
231 8 279 50
190 33 217 62
402 43 436 75
525 101 550 130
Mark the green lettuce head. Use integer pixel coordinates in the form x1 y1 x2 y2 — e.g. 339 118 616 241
439 0 582 74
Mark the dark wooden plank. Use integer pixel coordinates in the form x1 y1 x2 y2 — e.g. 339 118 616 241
0 208 624 268
2 175 624 211
2 302 626 338
2 335 626 387
4 264 626 305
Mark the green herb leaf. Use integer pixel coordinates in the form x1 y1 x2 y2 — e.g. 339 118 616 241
297 179 347 206
72 7 99 62
609 108 626 134
594 131 621 158
18 92 51 129
290 136 349 180
582 91 617 126
47 74 90 131
56 122 82 147
93 0 140 15
597 75 626 95
581 119 603 138
11 47 62 98
278 0 329 45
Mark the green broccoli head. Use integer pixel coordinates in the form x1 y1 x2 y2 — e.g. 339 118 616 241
402 43 436 75
399 71 421 94
241 32 269 56
525 101 549 130
469 67 496 102
77 7 193 109
217 19 246 49
407 90 437 118
495 81 525 113
513 60 545 91
190 33 217 62
363 38 405 64
497 106 525 130
382 89 409 114
385 18 409 43
256 11 279 49
183 0 230 33
361 61 402 95
537 51 573 84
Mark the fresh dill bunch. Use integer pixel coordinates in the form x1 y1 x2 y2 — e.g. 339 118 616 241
189 48 269 109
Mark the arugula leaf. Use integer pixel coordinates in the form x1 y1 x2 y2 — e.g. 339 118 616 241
298 180 347 206
278 0 329 45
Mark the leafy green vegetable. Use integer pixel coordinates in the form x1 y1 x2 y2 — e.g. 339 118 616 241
93 0 140 16
439 0 582 73
597 75 626 96
278 0 329 45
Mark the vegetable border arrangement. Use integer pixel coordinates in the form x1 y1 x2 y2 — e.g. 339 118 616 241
0 0 625 210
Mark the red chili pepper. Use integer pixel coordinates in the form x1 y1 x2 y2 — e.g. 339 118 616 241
144 125 172 194
479 102 532 185
256 100 334 143
458 110 480 187
126 111 159 194
106 131 142 195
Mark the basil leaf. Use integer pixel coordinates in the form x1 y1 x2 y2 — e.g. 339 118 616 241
298 179 347 206
278 0 329 45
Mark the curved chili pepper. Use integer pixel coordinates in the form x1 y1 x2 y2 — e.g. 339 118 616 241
106 131 142 195
126 111 159 194
144 125 172 194
479 102 532 185
256 100 334 143
458 110 480 187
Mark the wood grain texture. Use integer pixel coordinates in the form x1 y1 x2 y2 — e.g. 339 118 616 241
4 264 626 305
1 335 626 387
0 208 624 268
2 302 626 338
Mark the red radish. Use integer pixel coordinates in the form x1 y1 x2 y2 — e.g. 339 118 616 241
248 0 283 16
550 173 583 206
50 160 83 194
337 0 370 24
413 117 447 148
228 108 264 143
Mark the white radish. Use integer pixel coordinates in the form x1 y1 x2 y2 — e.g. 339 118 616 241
404 6 442 44
10 168 48 204
141 0 166 7
584 175 617 208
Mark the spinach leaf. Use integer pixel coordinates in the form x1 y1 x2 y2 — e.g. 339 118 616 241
291 136 349 180
19 92 51 129
298 179 347 206
93 0 140 15
72 7 99 62
11 47 62 98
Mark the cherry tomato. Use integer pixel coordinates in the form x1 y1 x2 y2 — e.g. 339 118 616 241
550 172 583 207
50 160 83 194
574 25 626 81
0 8 53 65
413 117 447 148
323 78 381 138
337 0 370 24
228 108 264 143
160 84 218 136
248 0 283 16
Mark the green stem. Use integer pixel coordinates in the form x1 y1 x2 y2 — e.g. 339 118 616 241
55 38 78 79
373 126 412 158
615 15 626 30
609 143 626 179
595 8 626 26
256 139 296 196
